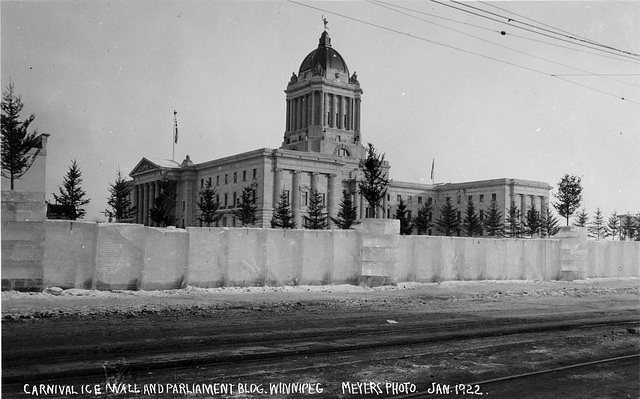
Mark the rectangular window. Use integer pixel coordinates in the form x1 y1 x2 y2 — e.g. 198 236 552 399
428 197 432 205
479 194 484 203
200 179 204 188
242 170 247 181
233 172 237 183
216 194 219 204
232 217 236 227
233 192 237 207
492 193 497 201
182 201 185 211
216 175 220 186
480 210 484 221
302 191 308 206
418 196 422 204
224 193 228 207
208 177 212 187
468 195 473 202
387 208 390 218
253 168 257 179
225 174 228 184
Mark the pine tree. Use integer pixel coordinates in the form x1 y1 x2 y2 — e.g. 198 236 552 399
483 200 504 237
588 207 606 240
552 174 583 226
104 168 135 222
605 212 620 241
1 84 40 190
523 206 542 238
412 200 433 235
331 191 359 229
358 143 389 218
573 208 589 227
271 190 295 229
233 186 258 226
53 159 90 220
504 201 523 238
394 198 412 235
197 181 220 227
436 197 460 236
148 179 177 227
304 189 327 229
462 198 483 237
542 208 561 237
621 215 637 241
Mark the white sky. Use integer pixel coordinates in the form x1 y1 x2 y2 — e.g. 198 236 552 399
2 1 639 222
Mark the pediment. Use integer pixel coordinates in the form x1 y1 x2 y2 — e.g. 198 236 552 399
130 158 159 176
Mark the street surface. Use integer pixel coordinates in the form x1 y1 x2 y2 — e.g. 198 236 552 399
2 278 639 398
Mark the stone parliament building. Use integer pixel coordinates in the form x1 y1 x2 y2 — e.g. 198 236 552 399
129 30 551 234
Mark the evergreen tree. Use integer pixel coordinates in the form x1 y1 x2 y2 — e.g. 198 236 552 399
504 201 523 238
233 186 258 226
304 189 327 229
148 179 177 227
552 174 583 226
271 190 295 229
331 191 359 229
573 208 589 227
1 83 40 190
605 212 620 241
483 200 504 237
621 215 637 241
541 208 561 237
436 197 460 236
52 159 90 220
197 181 220 227
588 207 607 240
523 206 542 238
412 199 433 235
358 143 389 218
462 198 483 237
104 168 135 222
394 198 412 235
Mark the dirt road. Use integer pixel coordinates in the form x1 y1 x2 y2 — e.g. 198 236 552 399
2 278 639 398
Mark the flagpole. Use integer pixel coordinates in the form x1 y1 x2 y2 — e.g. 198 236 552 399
172 110 178 161
431 158 435 185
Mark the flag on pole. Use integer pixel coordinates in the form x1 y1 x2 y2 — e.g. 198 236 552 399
430 158 435 181
173 110 178 144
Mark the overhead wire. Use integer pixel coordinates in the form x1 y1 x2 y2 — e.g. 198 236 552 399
286 0 639 105
430 0 640 62
370 0 640 89
450 0 640 59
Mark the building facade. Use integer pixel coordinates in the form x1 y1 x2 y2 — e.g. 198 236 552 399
129 30 551 233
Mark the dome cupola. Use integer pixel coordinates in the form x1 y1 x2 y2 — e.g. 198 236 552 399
298 31 349 76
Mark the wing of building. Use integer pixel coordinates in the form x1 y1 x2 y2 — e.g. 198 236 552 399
129 30 552 233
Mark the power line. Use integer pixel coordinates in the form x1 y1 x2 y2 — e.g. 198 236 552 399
372 0 640 67
286 0 640 105
370 0 640 89
430 0 640 62
451 0 640 58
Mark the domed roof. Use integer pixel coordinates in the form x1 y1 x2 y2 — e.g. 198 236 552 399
298 31 349 76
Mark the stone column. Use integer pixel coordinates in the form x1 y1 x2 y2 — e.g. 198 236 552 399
301 96 307 130
320 92 326 128
310 172 318 194
327 173 337 228
383 194 388 219
520 194 527 222
292 170 301 227
286 99 290 132
310 92 315 125
359 191 365 219
540 196 546 217
149 182 156 227
143 183 149 226
134 185 140 223
354 99 361 132
273 168 282 210
341 95 347 129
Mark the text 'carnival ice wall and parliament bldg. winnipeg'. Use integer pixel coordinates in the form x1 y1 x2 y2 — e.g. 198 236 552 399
128 28 551 232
